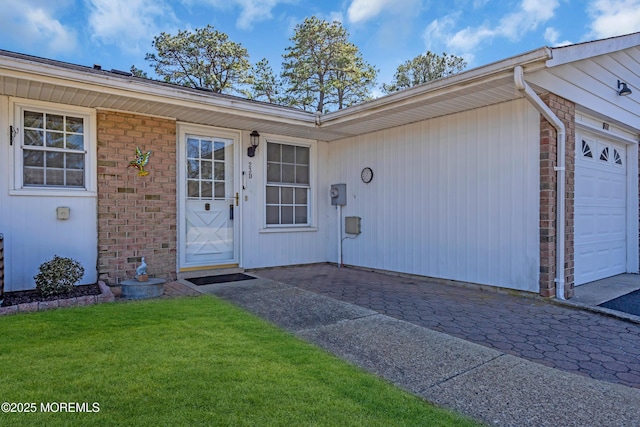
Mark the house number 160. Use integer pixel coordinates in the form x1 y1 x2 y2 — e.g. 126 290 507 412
248 162 253 179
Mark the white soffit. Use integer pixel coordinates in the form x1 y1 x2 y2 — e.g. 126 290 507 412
0 46 554 142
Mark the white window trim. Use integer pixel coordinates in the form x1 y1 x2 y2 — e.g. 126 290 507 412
9 98 97 196
260 134 317 232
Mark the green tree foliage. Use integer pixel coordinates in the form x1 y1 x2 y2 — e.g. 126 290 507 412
281 16 377 112
145 25 251 94
382 52 467 93
248 58 283 104
130 65 148 78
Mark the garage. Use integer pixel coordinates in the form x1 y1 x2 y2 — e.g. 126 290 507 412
574 132 627 285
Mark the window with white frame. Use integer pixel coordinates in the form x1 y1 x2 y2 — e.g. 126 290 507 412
14 102 91 190
266 141 310 226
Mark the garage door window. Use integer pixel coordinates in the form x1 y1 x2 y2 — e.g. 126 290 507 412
614 149 623 166
581 140 593 158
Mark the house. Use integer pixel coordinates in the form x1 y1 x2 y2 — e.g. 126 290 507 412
1 32 639 299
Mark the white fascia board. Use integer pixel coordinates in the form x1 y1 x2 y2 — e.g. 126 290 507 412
321 47 551 126
547 32 640 67
0 55 316 127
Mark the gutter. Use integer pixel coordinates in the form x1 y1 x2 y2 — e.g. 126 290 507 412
514 65 566 300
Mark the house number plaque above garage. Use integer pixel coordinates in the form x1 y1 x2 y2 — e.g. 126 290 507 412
361 167 373 184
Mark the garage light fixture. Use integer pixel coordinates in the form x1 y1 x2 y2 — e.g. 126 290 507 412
618 80 632 96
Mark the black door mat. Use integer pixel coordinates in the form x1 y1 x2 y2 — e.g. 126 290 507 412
186 273 256 286
598 288 640 316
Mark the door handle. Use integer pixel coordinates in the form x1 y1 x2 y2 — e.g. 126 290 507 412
229 204 234 220
235 192 239 206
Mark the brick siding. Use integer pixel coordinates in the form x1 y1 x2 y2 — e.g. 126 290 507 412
539 94 575 298
97 111 177 284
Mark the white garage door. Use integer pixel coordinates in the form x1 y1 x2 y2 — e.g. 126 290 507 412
575 134 627 285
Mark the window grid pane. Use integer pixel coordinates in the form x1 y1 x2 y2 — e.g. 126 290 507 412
265 185 309 226
22 110 85 188
187 136 226 200
265 141 310 226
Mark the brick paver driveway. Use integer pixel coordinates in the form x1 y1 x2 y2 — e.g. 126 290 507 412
253 264 640 388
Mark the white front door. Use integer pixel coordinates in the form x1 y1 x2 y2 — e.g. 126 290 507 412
179 126 239 270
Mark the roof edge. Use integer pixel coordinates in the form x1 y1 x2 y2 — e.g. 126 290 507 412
0 49 316 126
320 47 551 125
546 31 640 67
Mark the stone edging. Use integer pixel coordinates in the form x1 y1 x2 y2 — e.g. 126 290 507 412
0 281 114 316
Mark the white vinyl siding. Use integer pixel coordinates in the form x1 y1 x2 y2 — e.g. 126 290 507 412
1 97 97 291
240 133 325 269
326 99 540 292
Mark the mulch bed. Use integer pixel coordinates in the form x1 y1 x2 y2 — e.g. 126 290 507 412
1 284 101 307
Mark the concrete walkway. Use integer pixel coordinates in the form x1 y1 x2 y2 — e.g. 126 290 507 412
180 265 640 427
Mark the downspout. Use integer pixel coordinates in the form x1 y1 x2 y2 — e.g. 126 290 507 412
514 65 566 300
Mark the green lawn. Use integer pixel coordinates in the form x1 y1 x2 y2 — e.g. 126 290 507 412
0 296 481 426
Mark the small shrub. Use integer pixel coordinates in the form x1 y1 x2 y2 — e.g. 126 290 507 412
34 255 85 297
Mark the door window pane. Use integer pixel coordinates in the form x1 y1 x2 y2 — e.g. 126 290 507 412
214 182 225 198
187 136 232 200
201 161 212 180
187 138 199 158
201 140 213 160
214 141 225 160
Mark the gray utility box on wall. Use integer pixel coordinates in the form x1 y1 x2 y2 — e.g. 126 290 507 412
345 216 361 235
330 183 347 206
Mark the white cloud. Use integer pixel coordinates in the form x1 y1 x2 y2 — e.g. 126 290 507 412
587 0 640 39
0 0 77 55
328 11 344 23
88 0 177 54
347 0 421 24
347 0 395 24
423 14 459 50
194 0 295 29
424 0 560 57
544 27 573 46
234 0 282 29
544 27 560 43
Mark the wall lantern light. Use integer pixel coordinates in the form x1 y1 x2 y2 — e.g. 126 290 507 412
618 80 632 96
248 130 260 157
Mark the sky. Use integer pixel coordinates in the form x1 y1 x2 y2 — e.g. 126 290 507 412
1 0 640 97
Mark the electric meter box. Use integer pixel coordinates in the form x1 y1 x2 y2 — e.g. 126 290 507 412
330 183 347 206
